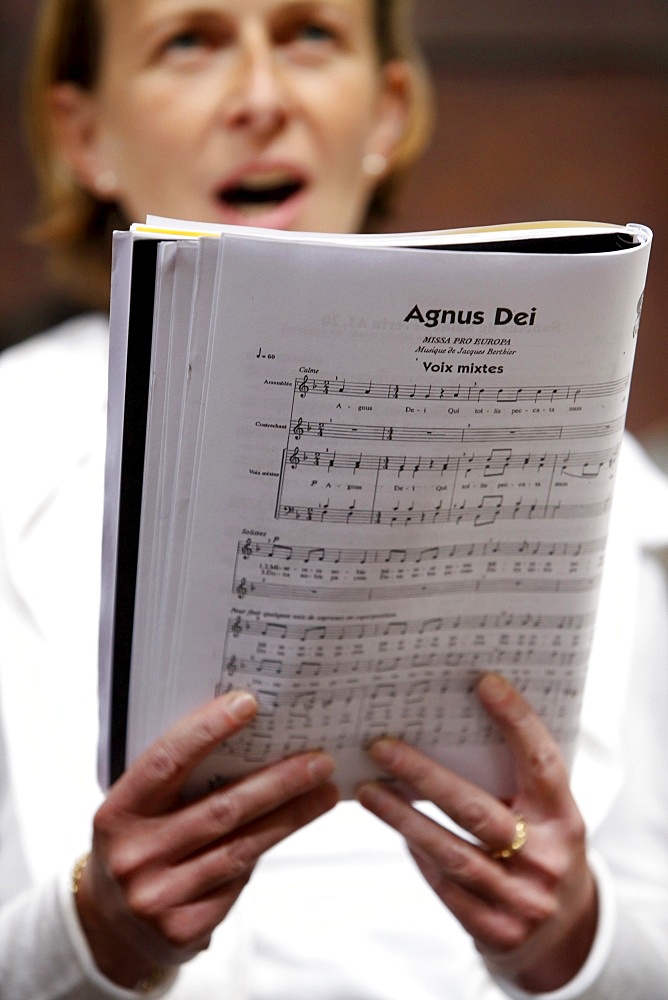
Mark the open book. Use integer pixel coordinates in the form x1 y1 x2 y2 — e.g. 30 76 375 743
99 218 652 798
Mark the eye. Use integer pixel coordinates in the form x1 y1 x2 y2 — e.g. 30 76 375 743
295 20 336 43
157 17 231 64
164 30 207 52
275 14 344 62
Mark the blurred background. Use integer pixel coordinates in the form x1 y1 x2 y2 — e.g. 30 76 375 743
1 0 666 459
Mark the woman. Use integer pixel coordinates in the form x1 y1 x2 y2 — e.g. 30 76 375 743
1 1 667 997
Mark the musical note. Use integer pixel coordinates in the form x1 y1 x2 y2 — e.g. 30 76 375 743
384 620 409 636
416 546 439 563
384 548 407 564
257 658 284 675
269 542 293 560
496 387 520 403
302 624 327 641
484 448 513 477
262 622 288 639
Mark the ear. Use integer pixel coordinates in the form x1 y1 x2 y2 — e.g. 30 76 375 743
47 83 119 200
365 60 413 172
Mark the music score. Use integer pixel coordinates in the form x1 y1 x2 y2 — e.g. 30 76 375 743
215 664 583 759
217 366 625 778
233 532 606 603
278 375 621 534
219 588 595 759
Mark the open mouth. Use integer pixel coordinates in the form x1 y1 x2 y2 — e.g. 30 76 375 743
218 172 305 216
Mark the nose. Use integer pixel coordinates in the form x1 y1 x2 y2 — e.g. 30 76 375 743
222 26 292 136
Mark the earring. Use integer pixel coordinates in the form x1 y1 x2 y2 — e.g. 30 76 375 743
362 153 388 178
95 169 118 196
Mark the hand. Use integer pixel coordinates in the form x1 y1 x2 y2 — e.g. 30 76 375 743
357 672 597 993
76 691 338 989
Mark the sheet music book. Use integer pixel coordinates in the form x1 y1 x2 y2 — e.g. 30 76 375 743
98 218 652 798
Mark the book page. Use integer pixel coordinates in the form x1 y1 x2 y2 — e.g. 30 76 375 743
123 229 650 798
130 241 204 705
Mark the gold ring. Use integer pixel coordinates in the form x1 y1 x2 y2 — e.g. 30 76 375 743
491 814 528 861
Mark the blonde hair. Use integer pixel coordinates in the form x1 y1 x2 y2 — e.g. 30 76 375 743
26 0 433 308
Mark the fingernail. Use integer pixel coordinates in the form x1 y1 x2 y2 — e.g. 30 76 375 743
227 691 257 722
368 738 398 765
356 781 389 809
307 753 335 782
477 672 509 703
356 781 377 804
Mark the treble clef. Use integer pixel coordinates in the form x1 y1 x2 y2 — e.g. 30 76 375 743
289 447 300 469
230 615 243 637
293 417 304 440
298 375 310 397
241 538 253 559
236 578 247 599
226 656 238 676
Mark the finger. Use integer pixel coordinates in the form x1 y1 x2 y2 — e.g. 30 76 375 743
154 750 337 861
358 781 552 934
476 674 572 812
358 779 509 894
408 836 556 929
138 874 252 965
408 847 533 952
131 782 339 914
177 781 339 903
366 737 518 854
110 692 258 815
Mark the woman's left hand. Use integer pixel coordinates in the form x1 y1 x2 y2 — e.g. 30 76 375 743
357 672 597 993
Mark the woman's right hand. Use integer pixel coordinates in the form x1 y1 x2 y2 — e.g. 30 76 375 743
75 691 338 989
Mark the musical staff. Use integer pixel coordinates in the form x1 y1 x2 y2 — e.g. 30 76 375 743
283 445 619 480
226 610 595 643
237 535 606 566
295 375 629 404
223 647 586 682
233 574 599 604
289 417 624 444
276 497 610 527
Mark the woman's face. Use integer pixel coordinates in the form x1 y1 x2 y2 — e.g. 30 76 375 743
62 0 409 233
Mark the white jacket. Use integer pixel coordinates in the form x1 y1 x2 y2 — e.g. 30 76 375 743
0 314 667 999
